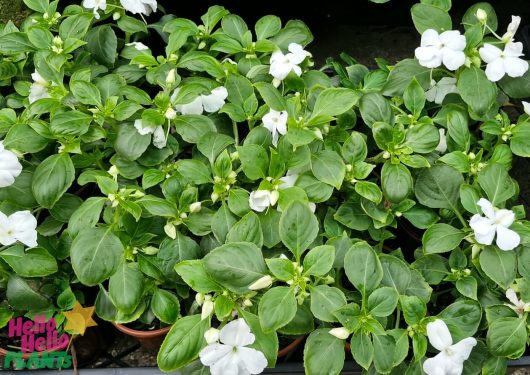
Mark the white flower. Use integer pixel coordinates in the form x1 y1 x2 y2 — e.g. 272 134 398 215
426 78 458 104
279 170 298 189
125 42 149 51
415 29 466 71
29 71 51 103
436 128 448 153
249 190 275 212
329 327 350 340
173 87 228 115
502 16 521 43
269 43 310 86
120 0 156 15
248 275 273 290
523 101 530 115
82 0 106 19
0 142 22 188
423 319 477 375
134 119 154 135
0 210 38 248
262 109 287 146
479 42 529 82
469 198 521 251
199 319 267 375
505 288 530 317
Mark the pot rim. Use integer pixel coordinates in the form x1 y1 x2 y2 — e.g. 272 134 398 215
113 323 171 339
277 335 305 358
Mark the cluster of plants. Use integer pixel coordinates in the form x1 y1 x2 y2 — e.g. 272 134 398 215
1 0 530 373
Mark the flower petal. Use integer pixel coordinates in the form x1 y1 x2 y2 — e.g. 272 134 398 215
479 43 502 64
442 49 466 71
175 97 204 115
0 150 22 188
9 211 38 248
475 228 496 246
504 57 529 78
506 288 520 306
477 198 495 219
238 347 268 374
415 47 443 68
504 41 524 57
426 319 452 351
439 30 466 51
199 343 232 366
220 319 255 347
523 101 530 115
209 351 240 375
421 29 441 47
152 126 167 149
494 209 515 227
134 119 154 135
423 352 450 375
484 58 506 82
469 215 495 236
449 337 477 362
496 225 521 251
202 87 228 113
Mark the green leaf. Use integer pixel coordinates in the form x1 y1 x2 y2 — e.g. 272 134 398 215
350 332 373 370
438 300 481 341
310 285 346 322
411 3 452 33
423 223 465 254
404 124 440 153
258 286 297 333
7 275 50 311
23 0 48 12
421 0 451 11
457 67 497 117
32 153 75 209
109 263 144 315
479 246 517 289
367 287 399 317
59 13 92 40
68 197 106 237
86 26 117 66
359 92 393 127
415 164 463 210
304 329 345 375
211 205 238 243
151 289 180 324
226 211 263 247
240 310 278 367
372 335 396 374
174 115 216 144
115 124 151 161
0 245 57 277
447 110 470 152
344 242 383 294
355 181 382 204
70 80 101 106
175 260 222 294
381 162 413 203
456 276 478 300
70 228 124 286
197 132 234 165
400 295 427 325
203 242 266 294
279 201 319 260
486 317 527 358
462 3 498 33
477 163 516 206
50 111 93 136
307 88 358 125
237 144 269 180
311 150 345 189
0 32 36 54
303 245 335 276
158 233 201 282
510 122 530 157
138 196 177 217
403 78 425 117
379 254 412 296
157 315 209 372
334 202 371 231
383 59 431 97
226 74 254 107
255 15 282 40
254 82 286 111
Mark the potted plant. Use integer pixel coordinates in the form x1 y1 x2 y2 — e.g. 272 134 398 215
1 0 530 374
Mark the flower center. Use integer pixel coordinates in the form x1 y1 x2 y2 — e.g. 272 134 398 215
444 347 454 357
231 346 238 353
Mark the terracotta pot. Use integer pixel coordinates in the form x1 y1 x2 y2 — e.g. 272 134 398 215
277 335 305 358
113 323 171 351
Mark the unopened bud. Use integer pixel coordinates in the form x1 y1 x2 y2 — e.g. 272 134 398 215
476 8 487 22
165 107 177 120
201 299 214 320
189 202 202 213
142 246 159 255
204 328 220 344
345 164 353 172
313 128 323 141
230 151 239 161
211 192 219 202
269 190 279 206
166 69 176 85
243 299 253 307
195 293 205 306
164 223 177 239
382 151 391 159
179 212 188 219
108 165 119 179
248 275 273 290
113 12 121 20
329 327 350 340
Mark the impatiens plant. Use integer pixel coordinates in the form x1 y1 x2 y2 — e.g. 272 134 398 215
1 0 530 374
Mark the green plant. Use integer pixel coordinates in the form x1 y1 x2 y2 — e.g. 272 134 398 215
1 0 530 374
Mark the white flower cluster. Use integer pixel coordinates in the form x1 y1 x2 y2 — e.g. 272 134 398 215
83 0 157 18
0 210 38 248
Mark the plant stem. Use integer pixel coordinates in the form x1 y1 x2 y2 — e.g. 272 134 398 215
233 121 239 145
395 308 401 329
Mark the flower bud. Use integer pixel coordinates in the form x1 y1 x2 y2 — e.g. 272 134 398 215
269 190 279 206
345 164 353 172
382 151 391 159
142 246 159 255
243 299 253 307
113 12 121 20
165 107 177 120
166 69 176 85
211 192 219 202
329 327 350 340
189 202 202 213
272 78 282 88
108 165 119 179
195 293 205 306
201 299 214 320
313 128 323 141
476 8 487 22
164 223 177 239
204 328 220 344
230 151 239 161
179 212 188 219
248 275 273 290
